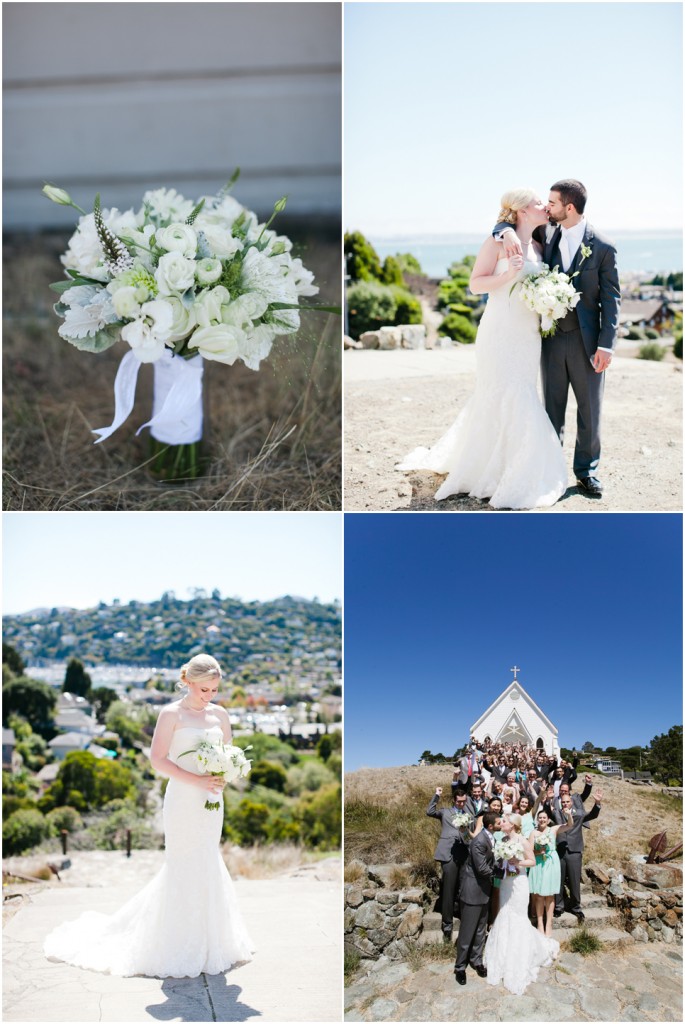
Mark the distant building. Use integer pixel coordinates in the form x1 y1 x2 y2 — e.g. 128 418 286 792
594 758 622 776
48 732 92 760
470 674 560 756
2 728 16 770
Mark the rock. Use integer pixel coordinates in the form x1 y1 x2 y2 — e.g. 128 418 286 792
663 909 679 928
384 937 411 960
638 992 662 1013
400 324 426 350
345 885 364 908
401 888 425 904
355 902 386 930
369 961 411 987
631 923 649 942
378 327 402 349
359 331 380 350
344 908 356 931
608 877 625 897
651 916 663 930
396 987 413 1003
367 928 395 949
586 863 611 885
344 335 362 349
376 891 399 906
578 987 622 1020
362 888 379 899
366 997 398 1019
661 924 675 943
396 906 423 938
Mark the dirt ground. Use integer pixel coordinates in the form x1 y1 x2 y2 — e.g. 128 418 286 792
343 346 683 512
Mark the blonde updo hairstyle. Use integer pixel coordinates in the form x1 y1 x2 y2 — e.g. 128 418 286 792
497 187 537 225
506 813 523 834
176 653 223 692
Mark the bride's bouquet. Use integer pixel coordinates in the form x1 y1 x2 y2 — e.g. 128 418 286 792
513 264 581 338
43 174 335 479
179 738 252 810
494 835 525 876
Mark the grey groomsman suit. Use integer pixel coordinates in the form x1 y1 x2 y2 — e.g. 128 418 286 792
454 828 495 971
552 796 601 915
426 795 473 934
494 219 621 480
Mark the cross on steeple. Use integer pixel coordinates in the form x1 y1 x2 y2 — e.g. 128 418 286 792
510 665 521 681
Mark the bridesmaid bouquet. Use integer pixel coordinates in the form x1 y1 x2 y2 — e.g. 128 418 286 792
514 265 581 338
179 738 252 810
43 174 335 478
533 832 552 858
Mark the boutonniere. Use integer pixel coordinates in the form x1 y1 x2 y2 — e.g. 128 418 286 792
579 244 592 263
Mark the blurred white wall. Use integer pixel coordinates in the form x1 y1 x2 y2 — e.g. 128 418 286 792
3 2 341 228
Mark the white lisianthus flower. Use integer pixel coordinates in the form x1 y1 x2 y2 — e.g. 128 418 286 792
155 253 196 296
193 285 231 328
193 217 243 260
61 208 138 282
221 291 269 328
165 295 197 343
121 299 174 362
237 324 277 371
107 264 157 304
195 258 223 286
289 257 319 297
156 222 198 258
240 246 299 308
141 188 193 223
187 323 246 364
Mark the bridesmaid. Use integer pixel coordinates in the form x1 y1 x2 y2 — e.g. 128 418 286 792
528 807 573 937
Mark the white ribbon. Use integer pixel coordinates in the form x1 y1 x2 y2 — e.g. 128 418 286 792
92 348 204 445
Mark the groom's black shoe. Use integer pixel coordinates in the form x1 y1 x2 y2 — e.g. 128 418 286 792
576 476 602 497
574 911 586 924
455 969 466 986
473 965 487 978
553 910 563 918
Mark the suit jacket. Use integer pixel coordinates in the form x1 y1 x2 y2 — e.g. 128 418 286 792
494 220 621 358
465 795 489 819
427 795 473 862
553 800 600 855
459 828 495 905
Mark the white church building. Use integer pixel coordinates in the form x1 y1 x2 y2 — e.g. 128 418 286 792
470 671 560 757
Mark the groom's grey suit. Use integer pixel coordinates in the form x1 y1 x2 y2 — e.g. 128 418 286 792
494 220 621 480
454 828 495 971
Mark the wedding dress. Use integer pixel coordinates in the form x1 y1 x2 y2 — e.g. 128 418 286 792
44 726 254 977
397 257 567 509
484 862 559 995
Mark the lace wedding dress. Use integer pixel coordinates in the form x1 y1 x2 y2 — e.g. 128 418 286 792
397 257 567 509
483 864 559 995
44 726 254 977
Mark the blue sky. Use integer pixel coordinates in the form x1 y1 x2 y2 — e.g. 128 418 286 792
345 2 683 235
344 513 683 769
2 513 342 614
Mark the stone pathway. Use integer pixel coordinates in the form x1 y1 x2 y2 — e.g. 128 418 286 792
344 943 683 1022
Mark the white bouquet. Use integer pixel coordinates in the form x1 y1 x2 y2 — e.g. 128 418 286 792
533 831 553 858
43 175 336 477
451 811 472 830
179 738 252 810
494 835 525 875
514 264 581 338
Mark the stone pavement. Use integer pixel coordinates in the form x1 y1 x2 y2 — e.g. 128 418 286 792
344 944 683 1022
4 872 341 1022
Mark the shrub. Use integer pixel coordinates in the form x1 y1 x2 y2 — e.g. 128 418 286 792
625 326 647 341
229 799 271 844
644 327 660 340
673 313 682 359
3 796 37 819
285 759 336 796
382 255 404 287
674 334 683 359
232 733 297 768
87 802 159 850
250 759 288 792
3 808 52 854
394 253 423 276
439 312 478 344
346 280 397 338
391 286 423 325
317 735 332 762
638 342 665 361
344 231 383 283
295 783 341 849
567 927 603 956
46 806 83 833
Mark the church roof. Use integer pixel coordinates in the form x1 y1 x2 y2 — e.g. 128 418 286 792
470 680 558 735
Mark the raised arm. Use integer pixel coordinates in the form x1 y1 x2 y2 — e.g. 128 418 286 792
427 789 443 818
469 236 523 295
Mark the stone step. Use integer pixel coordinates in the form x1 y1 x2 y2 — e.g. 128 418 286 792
592 926 635 945
552 906 617 930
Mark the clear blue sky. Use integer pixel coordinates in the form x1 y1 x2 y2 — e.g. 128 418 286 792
2 513 342 614
344 513 682 770
345 2 683 235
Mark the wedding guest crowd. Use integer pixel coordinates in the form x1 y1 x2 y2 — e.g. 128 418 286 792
428 736 603 939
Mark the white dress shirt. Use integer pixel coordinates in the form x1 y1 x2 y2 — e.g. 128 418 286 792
558 217 587 272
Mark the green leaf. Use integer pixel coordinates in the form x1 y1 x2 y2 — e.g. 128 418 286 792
60 323 123 354
49 277 100 294
270 301 341 315
186 198 206 225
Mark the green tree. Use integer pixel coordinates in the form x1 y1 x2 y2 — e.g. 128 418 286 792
346 279 397 338
317 735 332 762
90 687 119 724
394 252 423 276
582 741 594 753
104 701 154 748
391 286 423 326
95 759 136 804
382 255 404 287
249 759 288 792
2 643 25 678
63 658 92 698
649 725 683 785
3 808 52 854
439 312 478 344
296 783 341 849
2 677 57 737
344 231 383 283
56 750 99 807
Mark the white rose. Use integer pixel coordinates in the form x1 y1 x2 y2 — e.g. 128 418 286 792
165 295 196 343
155 253 196 296
195 220 243 260
187 323 246 364
111 286 142 320
156 222 197 258
195 258 223 286
121 299 173 362
193 285 231 328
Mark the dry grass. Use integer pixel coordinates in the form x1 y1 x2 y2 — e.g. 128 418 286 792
404 939 455 972
3 223 341 510
345 764 683 873
221 841 338 879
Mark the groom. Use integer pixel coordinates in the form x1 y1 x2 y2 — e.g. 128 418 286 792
454 811 500 985
497 180 621 498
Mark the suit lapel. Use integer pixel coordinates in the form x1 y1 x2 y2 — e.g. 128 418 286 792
547 226 562 270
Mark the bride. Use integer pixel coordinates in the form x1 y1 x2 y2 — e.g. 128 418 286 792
44 653 254 977
397 188 567 509
483 813 559 995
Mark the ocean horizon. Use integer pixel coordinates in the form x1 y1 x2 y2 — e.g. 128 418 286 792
368 231 683 278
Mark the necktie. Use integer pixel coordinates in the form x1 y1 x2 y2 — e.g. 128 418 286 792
559 230 571 272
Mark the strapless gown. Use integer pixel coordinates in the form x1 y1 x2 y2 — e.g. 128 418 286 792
398 257 567 509
43 726 254 977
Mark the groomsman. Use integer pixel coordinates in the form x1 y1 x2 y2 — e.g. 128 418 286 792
427 787 473 940
553 789 603 921
465 780 488 819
